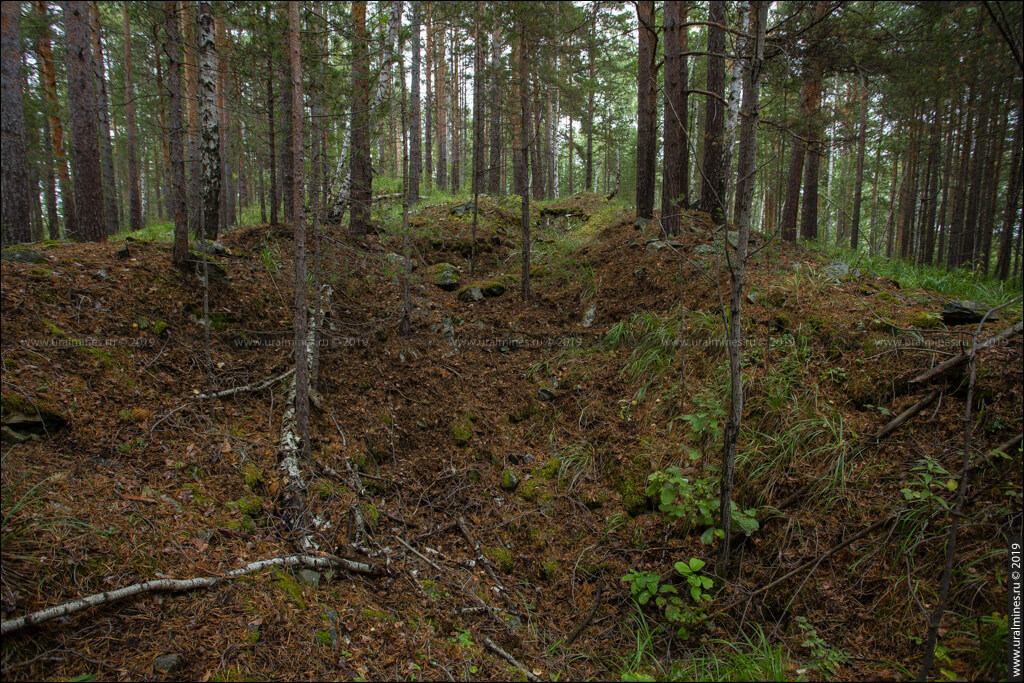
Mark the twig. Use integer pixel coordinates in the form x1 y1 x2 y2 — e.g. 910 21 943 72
910 321 1022 385
1 554 381 636
456 516 514 610
395 536 445 574
193 368 295 400
482 637 541 683
564 584 602 646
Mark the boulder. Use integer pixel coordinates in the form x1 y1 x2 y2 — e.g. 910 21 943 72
645 240 668 254
941 300 998 326
582 305 597 328
457 286 485 302
694 244 717 256
1 248 47 264
382 252 417 273
824 262 850 279
427 262 461 291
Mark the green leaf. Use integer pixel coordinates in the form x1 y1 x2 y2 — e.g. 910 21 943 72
700 527 716 545
690 585 702 602
674 561 689 575
688 558 706 572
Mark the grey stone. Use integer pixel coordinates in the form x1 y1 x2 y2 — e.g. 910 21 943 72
428 262 461 291
582 305 597 328
154 654 182 673
194 239 228 256
297 569 320 587
824 262 850 279
458 286 485 302
383 252 417 273
694 244 717 256
727 231 741 249
500 470 520 492
482 281 506 297
537 387 556 402
1 248 47 264
645 240 668 254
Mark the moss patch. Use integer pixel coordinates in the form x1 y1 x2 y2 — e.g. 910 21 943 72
483 546 515 573
274 568 306 609
909 311 943 329
450 412 477 447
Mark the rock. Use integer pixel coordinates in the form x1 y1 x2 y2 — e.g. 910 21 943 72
627 238 640 249
482 281 506 297
154 654 182 673
427 262 462 290
645 240 668 254
746 292 758 305
582 305 597 328
694 244 717 256
666 240 685 249
0 248 47 264
193 239 229 256
537 387 556 402
117 244 131 259
297 569 321 587
941 300 998 326
909 311 943 329
457 286 485 302
383 252 417 273
727 231 741 249
824 262 850 279
93 268 109 280
500 470 520 491
187 251 228 280
449 200 475 216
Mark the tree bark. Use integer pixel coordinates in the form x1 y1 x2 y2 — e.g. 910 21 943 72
635 0 657 219
718 0 766 576
409 2 422 203
124 2 142 233
435 20 448 191
288 1 310 465
585 2 597 193
265 7 277 224
424 2 433 186
849 76 868 250
722 1 749 220
63 0 106 241
661 0 688 236
1 1 32 245
89 1 119 236
349 1 370 235
197 1 220 239
700 0 726 224
995 115 1022 281
798 67 823 241
164 1 188 268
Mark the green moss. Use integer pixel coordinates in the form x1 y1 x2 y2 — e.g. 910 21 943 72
875 291 896 303
226 495 263 517
184 483 212 507
500 470 520 491
151 320 169 335
541 561 561 581
242 464 265 490
274 568 306 609
517 479 554 506
483 546 515 573
481 280 506 297
909 311 943 329
508 401 539 424
533 458 562 480
450 412 476 447
315 630 335 647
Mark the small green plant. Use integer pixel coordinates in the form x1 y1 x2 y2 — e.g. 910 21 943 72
260 243 282 272
681 394 727 446
795 616 849 675
621 558 714 638
646 467 759 544
901 456 957 507
450 628 473 648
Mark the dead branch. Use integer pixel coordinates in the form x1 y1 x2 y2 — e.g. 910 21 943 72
564 584 602 646
993 433 1023 455
910 321 1022 385
457 516 514 610
865 390 940 444
1 554 380 636
482 637 541 683
194 368 294 400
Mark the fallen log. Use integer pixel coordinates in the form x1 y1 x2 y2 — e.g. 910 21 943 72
910 321 1022 385
195 368 294 400
1 553 381 636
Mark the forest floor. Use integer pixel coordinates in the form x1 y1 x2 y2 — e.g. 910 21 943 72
1 193 1021 681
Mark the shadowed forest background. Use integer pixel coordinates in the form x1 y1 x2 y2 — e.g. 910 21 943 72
1 1 1022 681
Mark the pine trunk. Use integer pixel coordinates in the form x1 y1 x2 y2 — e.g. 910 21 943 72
661 0 688 236
1 1 31 244
124 3 142 233
349 1 370 235
849 78 868 250
699 0 727 223
409 3 422 203
165 1 189 268
198 1 220 239
995 115 1022 281
635 0 657 219
63 0 106 241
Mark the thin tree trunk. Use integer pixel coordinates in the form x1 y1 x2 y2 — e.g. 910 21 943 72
197 1 220 239
64 0 106 241
124 2 142 233
40 98 59 239
424 2 433 186
995 115 1022 281
409 2 422 203
89 1 119 236
585 2 596 193
349 1 370 235
719 0 766 576
33 0 76 238
1 1 31 245
266 7 277 225
849 76 868 250
722 1 749 220
435 20 448 191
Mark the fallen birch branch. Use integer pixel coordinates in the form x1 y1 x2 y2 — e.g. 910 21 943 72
194 368 295 400
1 553 380 636
910 321 1022 385
457 516 515 610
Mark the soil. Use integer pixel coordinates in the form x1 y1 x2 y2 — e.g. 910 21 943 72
1 193 1021 681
